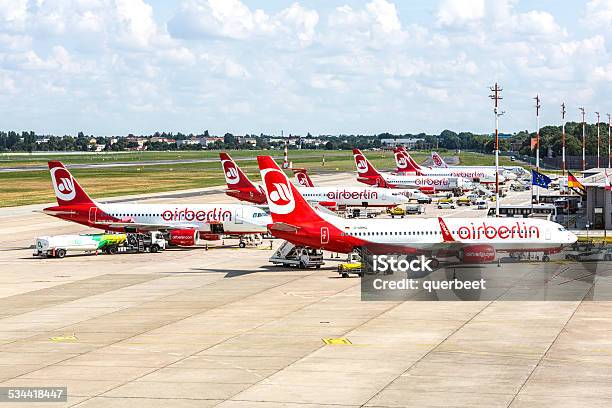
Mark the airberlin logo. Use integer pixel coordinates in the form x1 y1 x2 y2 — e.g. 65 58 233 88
414 178 449 186
457 222 540 240
326 190 379 200
50 167 76 202
222 161 240 185
296 172 310 187
432 153 444 167
262 168 295 214
452 170 485 178
161 208 232 222
395 153 407 169
355 154 369 173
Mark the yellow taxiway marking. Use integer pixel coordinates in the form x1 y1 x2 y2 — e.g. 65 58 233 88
49 334 77 343
322 337 352 345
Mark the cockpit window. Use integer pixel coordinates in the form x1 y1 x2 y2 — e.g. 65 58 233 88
558 227 566 231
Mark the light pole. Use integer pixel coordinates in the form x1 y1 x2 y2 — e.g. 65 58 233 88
596 111 601 168
489 83 502 217
534 95 541 202
561 103 566 176
580 107 586 171
606 113 612 168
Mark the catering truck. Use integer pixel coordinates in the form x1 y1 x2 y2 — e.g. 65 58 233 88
33 232 166 258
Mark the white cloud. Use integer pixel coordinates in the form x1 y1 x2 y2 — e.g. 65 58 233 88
0 0 610 135
168 0 318 49
436 0 485 27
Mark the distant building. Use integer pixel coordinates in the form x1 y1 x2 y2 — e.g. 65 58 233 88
380 138 423 148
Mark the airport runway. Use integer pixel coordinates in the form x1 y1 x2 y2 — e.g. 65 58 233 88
0 175 610 407
0 153 334 173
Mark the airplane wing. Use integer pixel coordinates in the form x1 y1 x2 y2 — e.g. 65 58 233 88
268 222 300 233
93 221 199 231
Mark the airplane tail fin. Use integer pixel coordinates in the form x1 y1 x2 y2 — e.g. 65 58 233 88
352 148 383 178
394 148 422 174
48 161 95 206
292 168 315 187
219 152 259 191
438 217 456 242
257 156 323 225
431 152 448 168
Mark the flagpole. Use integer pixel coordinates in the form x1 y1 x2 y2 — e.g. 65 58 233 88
596 111 601 169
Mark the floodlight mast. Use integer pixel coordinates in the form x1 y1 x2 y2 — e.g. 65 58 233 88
561 103 566 176
534 95 541 202
489 82 502 217
579 107 586 171
596 111 601 168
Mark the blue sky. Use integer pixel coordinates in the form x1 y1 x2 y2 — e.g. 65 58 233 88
1 0 610 136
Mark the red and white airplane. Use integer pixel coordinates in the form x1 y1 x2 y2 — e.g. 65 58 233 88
394 147 504 184
220 152 409 208
353 148 467 194
42 161 271 245
258 156 577 263
430 151 522 180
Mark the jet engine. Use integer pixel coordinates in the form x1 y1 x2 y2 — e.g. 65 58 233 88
169 229 199 246
459 245 496 263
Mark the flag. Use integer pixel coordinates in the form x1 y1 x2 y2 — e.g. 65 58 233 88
530 137 538 150
605 170 612 191
568 172 586 193
532 170 551 188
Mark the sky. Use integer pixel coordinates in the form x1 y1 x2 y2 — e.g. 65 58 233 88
1 0 611 136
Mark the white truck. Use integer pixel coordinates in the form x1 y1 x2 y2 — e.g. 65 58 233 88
269 241 324 269
33 232 166 259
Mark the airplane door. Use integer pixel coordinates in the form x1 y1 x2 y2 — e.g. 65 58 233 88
235 207 243 224
88 207 97 223
321 226 329 245
545 228 551 240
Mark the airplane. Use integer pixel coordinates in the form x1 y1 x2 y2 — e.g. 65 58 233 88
394 147 504 184
430 151 521 180
257 155 577 265
353 148 468 195
220 152 409 209
42 161 271 245
292 166 432 203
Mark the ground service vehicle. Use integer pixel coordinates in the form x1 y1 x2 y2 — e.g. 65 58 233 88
387 206 406 218
457 197 471 206
34 232 166 258
405 204 425 215
338 252 363 278
269 241 324 268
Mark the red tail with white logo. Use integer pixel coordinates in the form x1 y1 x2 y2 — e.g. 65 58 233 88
258 156 322 225
431 152 448 168
292 168 315 187
219 152 266 204
48 161 94 206
394 147 422 174
352 148 388 187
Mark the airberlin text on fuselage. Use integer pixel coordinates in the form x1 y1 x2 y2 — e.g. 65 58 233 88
457 222 540 240
326 190 379 200
413 178 449 186
161 208 232 222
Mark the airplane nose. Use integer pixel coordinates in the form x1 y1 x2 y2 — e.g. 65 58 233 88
567 231 578 244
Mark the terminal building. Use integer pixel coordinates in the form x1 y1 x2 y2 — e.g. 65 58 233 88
582 169 612 229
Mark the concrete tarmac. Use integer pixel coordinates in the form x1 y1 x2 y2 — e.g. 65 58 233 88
0 175 610 407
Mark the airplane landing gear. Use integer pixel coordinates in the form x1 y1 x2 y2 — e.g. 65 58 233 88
542 255 550 262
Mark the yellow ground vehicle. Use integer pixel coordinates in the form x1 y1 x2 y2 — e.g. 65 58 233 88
338 252 363 278
386 206 406 218
456 197 471 206
438 197 453 204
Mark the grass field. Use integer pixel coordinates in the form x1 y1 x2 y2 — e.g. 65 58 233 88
0 150 522 207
